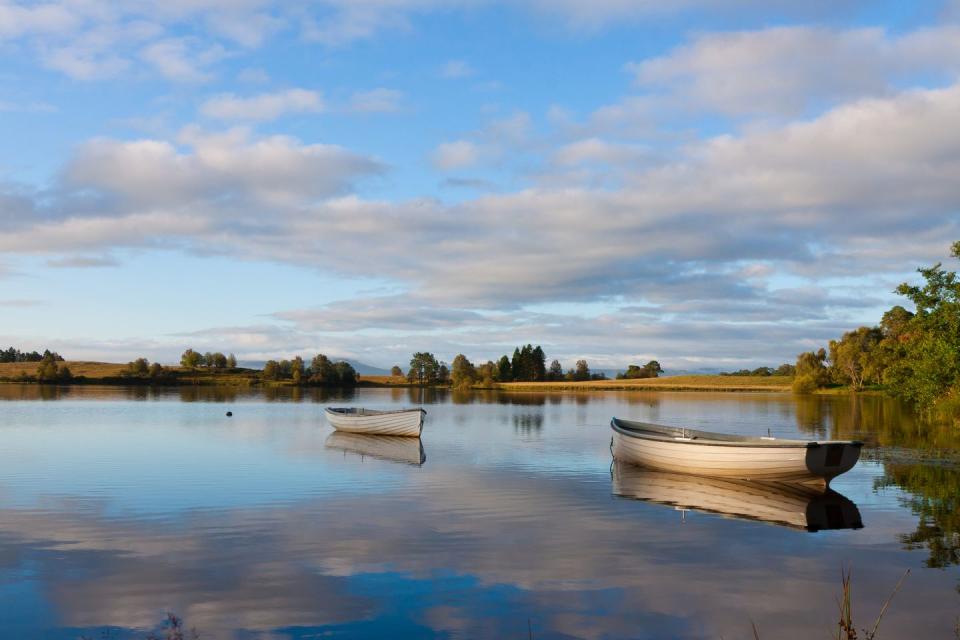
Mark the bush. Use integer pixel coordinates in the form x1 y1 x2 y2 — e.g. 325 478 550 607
792 374 820 394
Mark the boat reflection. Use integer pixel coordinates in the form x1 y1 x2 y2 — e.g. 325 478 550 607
325 432 426 466
612 462 862 532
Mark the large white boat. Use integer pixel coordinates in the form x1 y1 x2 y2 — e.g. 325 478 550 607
325 407 426 437
610 417 862 488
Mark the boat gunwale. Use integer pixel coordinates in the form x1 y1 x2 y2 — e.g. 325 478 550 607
611 417 863 449
326 407 426 417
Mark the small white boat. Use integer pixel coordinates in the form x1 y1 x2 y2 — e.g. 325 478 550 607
325 407 425 437
325 432 426 466
611 462 862 531
610 417 862 488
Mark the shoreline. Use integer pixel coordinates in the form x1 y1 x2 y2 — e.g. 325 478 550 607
0 362 795 393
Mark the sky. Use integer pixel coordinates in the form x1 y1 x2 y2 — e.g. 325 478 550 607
1 0 960 371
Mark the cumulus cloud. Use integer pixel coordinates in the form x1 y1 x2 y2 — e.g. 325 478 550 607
432 140 480 170
5 78 960 365
62 127 383 209
627 25 960 117
140 38 227 82
201 89 324 121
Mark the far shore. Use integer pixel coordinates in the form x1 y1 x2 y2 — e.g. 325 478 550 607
0 361 795 393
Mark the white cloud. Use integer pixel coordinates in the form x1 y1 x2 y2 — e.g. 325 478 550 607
0 1 77 39
58 127 383 211
348 88 403 113
140 38 227 82
5 76 960 365
552 138 648 166
432 140 480 170
627 25 960 117
201 89 324 121
440 59 474 78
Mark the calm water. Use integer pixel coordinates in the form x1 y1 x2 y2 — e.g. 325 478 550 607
1 385 958 639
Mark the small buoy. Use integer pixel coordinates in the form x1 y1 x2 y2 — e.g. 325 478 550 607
226 411 233 417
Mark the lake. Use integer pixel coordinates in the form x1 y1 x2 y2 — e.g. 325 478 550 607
1 385 958 639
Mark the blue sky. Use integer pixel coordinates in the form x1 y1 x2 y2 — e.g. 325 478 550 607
2 0 960 370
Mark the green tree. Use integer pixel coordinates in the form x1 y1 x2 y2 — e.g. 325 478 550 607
774 363 796 376
829 326 883 391
532 345 546 381
511 347 523 381
547 359 563 381
477 360 497 386
148 362 165 378
291 356 304 384
180 349 202 369
334 361 358 386
619 360 662 379
310 354 335 385
573 359 590 382
391 365 403 377
793 348 829 393
885 244 960 407
407 352 440 385
450 354 477 390
227 353 237 369
497 355 512 382
262 360 280 381
126 357 150 376
36 353 71 382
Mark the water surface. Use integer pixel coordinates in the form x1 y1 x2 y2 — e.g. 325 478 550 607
1 385 958 639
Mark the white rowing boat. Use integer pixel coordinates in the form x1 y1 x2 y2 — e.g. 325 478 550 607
325 407 425 437
611 462 862 531
325 432 426 466
610 417 862 488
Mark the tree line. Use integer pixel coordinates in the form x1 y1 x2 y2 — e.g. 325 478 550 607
1 347 64 363
616 361 663 379
179 348 358 387
396 345 626 389
720 364 796 377
260 354 358 387
180 349 237 370
792 241 960 409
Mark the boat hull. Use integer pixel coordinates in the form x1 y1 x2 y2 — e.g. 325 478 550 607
611 418 861 488
325 407 425 437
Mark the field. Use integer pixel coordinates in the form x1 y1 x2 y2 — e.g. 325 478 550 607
0 361 260 385
0 362 792 393
497 375 793 392
358 375 411 386
0 361 129 378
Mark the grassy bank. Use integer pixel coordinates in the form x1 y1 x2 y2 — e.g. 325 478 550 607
0 361 260 386
496 375 793 393
0 362 795 393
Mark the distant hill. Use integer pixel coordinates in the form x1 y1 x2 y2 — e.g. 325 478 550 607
347 360 391 376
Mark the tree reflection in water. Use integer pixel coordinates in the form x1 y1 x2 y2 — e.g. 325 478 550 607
877 463 960 569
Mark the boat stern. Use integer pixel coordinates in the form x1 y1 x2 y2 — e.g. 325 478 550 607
804 441 863 485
